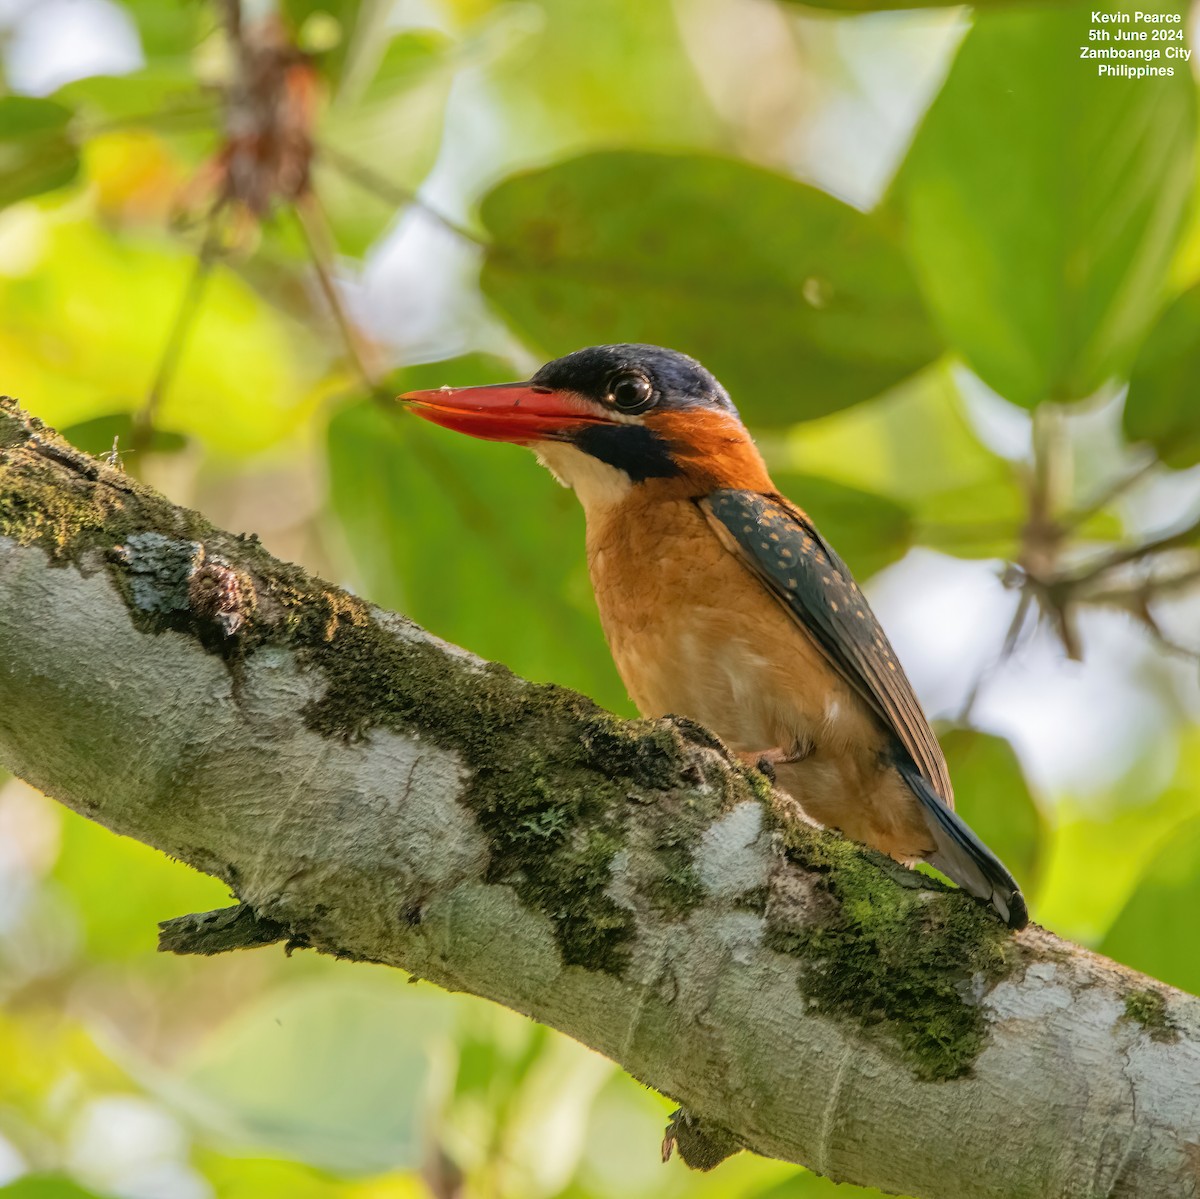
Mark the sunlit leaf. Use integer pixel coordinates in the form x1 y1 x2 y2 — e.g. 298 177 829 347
54 69 213 127
51 808 228 962
281 0 364 87
899 1 1195 408
783 365 1026 562
0 97 80 209
191 1153 349 1199
172 980 450 1174
56 70 217 188
1034 725 1200 942
341 26 447 107
117 0 201 62
940 729 1045 891
1100 817 1200 996
778 0 1012 10
481 151 942 425
0 1177 111 1199
1124 283 1200 468
751 1168 892 1197
315 30 454 256
0 216 317 454
487 0 718 151
326 357 630 713
0 1008 130 1125
770 472 914 580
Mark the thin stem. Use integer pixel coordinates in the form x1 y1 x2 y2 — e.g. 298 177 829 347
1061 454 1157 532
217 0 242 40
132 216 222 458
956 587 1034 724
1058 516 1200 589
320 144 489 248
294 189 380 393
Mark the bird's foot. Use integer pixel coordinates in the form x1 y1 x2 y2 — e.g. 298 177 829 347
738 741 812 783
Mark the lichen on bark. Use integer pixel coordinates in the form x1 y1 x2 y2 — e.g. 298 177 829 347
763 819 1020 1081
0 395 1019 1069
0 397 752 976
1122 988 1180 1044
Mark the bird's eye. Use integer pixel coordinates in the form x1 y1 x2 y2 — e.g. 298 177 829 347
607 372 655 413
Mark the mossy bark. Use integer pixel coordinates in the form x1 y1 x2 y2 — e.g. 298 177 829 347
2 397 1200 1199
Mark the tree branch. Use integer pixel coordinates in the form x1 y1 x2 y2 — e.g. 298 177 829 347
1 397 1198 1199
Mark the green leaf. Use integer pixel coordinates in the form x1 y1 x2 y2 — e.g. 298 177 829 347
1100 817 1200 996
481 151 942 424
1124 283 1200 468
769 472 913 580
0 217 316 454
191 1154 345 1199
115 0 200 62
784 364 1026 560
940 729 1046 891
172 980 450 1174
487 0 718 151
0 1177 111 1199
326 356 630 714
315 30 454 256
51 808 228 961
898 1 1195 409
55 68 214 126
778 0 1008 9
0 97 80 209
281 0 363 87
751 1169 892 1198
60 413 186 459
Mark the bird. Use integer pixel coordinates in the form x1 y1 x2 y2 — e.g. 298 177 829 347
400 343 1028 930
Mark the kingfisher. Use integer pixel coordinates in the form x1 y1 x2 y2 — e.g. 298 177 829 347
400 344 1028 929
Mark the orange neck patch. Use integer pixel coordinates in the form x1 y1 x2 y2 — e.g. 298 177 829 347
643 408 775 495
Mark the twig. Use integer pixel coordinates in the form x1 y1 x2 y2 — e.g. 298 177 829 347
294 189 382 392
320 144 488 248
1057 515 1200 589
131 214 223 458
159 903 289 955
1060 455 1157 532
218 0 242 40
956 587 1034 724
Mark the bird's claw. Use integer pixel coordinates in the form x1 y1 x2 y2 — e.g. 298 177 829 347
740 740 812 783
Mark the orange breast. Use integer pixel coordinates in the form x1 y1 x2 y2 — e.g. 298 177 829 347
584 488 935 861
587 492 861 751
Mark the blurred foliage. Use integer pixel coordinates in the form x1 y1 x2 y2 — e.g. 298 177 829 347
1100 817 1200 996
940 729 1044 890
481 151 941 420
1125 281 1200 468
899 2 1195 410
2 0 1200 1197
327 355 628 712
0 97 80 209
0 1179 110 1199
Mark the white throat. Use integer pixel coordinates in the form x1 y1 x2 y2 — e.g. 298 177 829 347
533 442 633 513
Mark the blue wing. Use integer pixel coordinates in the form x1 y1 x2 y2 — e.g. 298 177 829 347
700 489 953 804
700 489 1028 928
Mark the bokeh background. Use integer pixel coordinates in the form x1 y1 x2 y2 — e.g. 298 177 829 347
2 0 1200 1196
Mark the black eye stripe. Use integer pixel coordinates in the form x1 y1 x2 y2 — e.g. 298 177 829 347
574 424 680 482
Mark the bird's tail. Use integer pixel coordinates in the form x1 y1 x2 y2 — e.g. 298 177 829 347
894 758 1029 930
